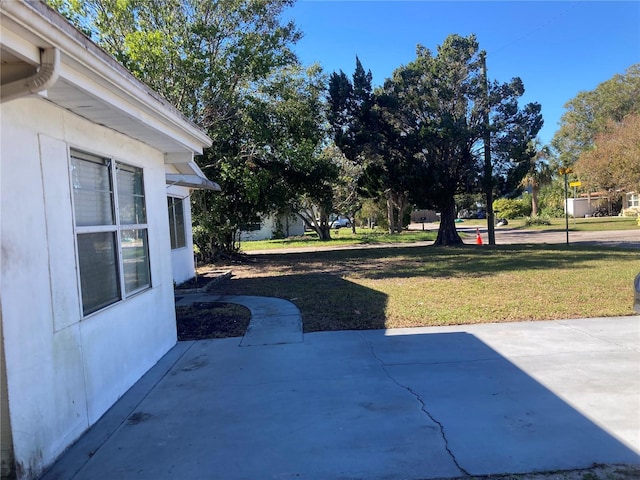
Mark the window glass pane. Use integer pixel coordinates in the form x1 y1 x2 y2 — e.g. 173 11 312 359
117 164 146 224
174 199 186 248
71 156 114 226
78 232 120 315
121 229 150 294
168 197 186 249
174 197 186 249
168 198 177 249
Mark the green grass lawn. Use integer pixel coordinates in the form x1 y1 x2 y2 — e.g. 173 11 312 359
240 228 437 251
208 244 640 332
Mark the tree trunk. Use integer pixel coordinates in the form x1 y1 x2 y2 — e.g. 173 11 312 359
316 225 332 241
386 193 395 234
434 197 463 246
396 193 408 233
531 185 539 217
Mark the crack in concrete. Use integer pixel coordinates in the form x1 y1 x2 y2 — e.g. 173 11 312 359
557 321 639 352
358 333 470 476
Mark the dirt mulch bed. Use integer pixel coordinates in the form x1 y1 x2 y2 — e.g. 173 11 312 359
462 464 640 480
176 302 251 340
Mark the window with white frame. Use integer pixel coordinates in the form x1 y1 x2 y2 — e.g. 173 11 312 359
71 150 151 316
629 193 639 208
167 196 186 249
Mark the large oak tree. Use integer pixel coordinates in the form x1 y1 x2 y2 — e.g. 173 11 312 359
362 35 542 245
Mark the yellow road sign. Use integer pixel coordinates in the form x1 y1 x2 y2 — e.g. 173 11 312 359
569 181 582 187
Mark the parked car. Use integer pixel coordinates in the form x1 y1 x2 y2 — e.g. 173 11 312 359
330 217 351 229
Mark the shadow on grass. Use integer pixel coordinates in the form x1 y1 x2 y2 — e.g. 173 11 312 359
240 244 636 281
208 273 389 333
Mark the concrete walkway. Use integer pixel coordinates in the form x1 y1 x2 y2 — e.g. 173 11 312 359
175 294 303 346
41 300 640 480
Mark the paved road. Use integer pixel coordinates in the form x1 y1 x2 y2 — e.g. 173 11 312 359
457 225 640 248
245 226 639 255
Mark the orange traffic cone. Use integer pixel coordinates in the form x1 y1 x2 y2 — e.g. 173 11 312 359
475 227 483 245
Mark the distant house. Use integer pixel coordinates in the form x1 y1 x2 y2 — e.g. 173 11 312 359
240 213 305 241
411 209 440 223
622 192 639 215
0 2 217 479
566 191 639 218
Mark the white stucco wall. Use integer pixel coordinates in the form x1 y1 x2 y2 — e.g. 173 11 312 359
166 182 197 284
0 97 177 478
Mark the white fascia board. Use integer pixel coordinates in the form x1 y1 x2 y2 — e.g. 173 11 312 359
1 1 212 153
0 22 41 64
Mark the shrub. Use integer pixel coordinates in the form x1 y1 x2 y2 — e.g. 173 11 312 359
524 215 551 226
492 198 531 219
539 206 565 218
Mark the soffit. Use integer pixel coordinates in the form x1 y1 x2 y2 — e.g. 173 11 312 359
45 78 192 154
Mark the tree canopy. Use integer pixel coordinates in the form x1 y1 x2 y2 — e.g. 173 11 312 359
50 0 344 256
573 114 640 194
552 64 640 166
328 34 541 245
52 1 546 250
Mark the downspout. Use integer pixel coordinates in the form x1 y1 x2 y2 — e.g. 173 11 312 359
1 47 60 103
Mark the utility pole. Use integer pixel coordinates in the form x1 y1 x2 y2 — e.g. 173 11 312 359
559 167 573 244
481 50 495 245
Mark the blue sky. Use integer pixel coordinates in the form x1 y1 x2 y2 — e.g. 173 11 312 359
284 1 640 146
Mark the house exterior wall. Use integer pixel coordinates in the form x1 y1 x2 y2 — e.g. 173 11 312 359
0 97 177 479
166 182 197 284
1 313 14 480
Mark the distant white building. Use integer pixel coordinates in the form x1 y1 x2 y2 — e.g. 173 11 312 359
240 214 305 241
566 191 640 218
0 2 217 478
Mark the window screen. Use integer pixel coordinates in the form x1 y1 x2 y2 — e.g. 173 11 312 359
71 155 114 226
121 229 150 294
77 232 120 315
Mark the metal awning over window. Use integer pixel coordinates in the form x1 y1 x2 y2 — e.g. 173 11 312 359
165 174 221 191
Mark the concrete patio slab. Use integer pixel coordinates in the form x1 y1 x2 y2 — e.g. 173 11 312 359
40 316 640 480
